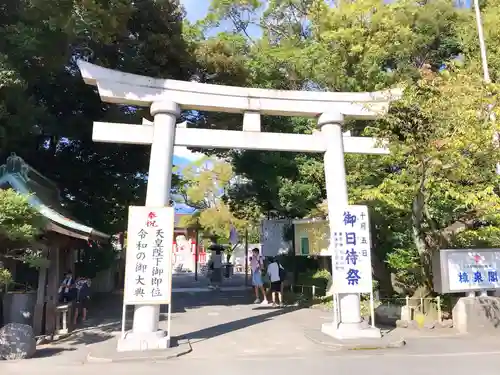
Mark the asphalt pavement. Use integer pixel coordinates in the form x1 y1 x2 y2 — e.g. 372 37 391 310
3 272 500 374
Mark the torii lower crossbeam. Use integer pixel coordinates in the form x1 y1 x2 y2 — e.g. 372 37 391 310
93 121 389 155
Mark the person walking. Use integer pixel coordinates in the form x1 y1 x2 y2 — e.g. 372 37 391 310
207 239 224 290
250 248 267 304
58 270 75 303
73 276 91 324
267 257 284 307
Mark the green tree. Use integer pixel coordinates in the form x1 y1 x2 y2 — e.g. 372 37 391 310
175 157 250 243
0 0 194 235
197 0 468 219
0 189 45 285
362 66 500 293
191 0 500 296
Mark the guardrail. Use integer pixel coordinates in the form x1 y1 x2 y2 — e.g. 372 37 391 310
288 284 326 298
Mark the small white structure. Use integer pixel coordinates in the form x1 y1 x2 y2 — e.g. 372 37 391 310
172 235 195 272
77 60 401 350
260 219 292 256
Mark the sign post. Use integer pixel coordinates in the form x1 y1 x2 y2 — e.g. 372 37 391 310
433 248 500 333
322 205 380 338
118 206 174 352
432 248 500 294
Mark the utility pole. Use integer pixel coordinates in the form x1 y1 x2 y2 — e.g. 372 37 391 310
473 0 491 83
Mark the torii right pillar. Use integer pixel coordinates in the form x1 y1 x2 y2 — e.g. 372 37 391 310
319 112 381 339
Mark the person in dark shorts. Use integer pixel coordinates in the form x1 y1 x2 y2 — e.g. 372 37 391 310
266 257 284 307
207 240 224 289
73 276 91 324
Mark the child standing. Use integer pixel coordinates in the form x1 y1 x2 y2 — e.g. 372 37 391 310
266 257 284 307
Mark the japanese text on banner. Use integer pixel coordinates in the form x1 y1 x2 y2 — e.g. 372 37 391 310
332 205 373 294
447 250 500 292
124 207 173 305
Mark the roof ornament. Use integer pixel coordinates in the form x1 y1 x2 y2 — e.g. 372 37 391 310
0 153 29 182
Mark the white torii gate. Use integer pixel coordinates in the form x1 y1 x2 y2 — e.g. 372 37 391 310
77 61 401 350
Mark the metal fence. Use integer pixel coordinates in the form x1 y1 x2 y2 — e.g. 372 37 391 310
286 286 443 323
288 284 325 298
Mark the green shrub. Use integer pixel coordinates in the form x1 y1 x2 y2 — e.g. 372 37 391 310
0 267 12 290
296 268 331 296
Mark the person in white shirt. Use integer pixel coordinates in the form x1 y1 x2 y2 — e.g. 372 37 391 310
267 257 284 307
58 271 75 303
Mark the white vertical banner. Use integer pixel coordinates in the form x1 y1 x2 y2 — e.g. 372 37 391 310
331 205 373 294
229 225 239 244
123 206 174 305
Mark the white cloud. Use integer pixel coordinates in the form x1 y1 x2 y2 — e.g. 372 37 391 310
173 146 205 161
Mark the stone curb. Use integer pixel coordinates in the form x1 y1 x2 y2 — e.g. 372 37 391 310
303 329 406 351
86 339 192 363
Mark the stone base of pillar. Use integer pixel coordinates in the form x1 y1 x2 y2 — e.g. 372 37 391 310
321 322 381 340
117 329 170 352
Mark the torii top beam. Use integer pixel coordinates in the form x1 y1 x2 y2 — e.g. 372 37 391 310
77 61 401 119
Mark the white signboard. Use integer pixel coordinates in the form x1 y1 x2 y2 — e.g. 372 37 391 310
124 206 174 305
260 219 292 256
331 205 373 294
447 250 500 291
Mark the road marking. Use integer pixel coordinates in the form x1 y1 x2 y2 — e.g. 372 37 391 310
326 350 500 359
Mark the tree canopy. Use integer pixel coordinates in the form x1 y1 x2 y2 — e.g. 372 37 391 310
0 0 193 234
174 157 258 243
188 0 500 294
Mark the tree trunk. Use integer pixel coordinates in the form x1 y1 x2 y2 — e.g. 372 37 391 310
33 259 48 335
318 256 330 272
371 251 394 297
0 291 4 327
412 185 433 291
0 260 5 326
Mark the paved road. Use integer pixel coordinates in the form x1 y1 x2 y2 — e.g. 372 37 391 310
4 350 500 375
4 285 500 374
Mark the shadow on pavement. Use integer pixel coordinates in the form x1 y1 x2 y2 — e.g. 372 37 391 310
49 321 119 347
179 306 299 343
46 289 255 347
31 347 76 358
161 290 254 314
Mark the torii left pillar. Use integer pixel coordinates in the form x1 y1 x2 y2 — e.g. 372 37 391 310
118 101 179 351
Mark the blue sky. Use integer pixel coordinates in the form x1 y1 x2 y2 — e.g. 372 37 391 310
180 0 263 37
181 0 210 22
